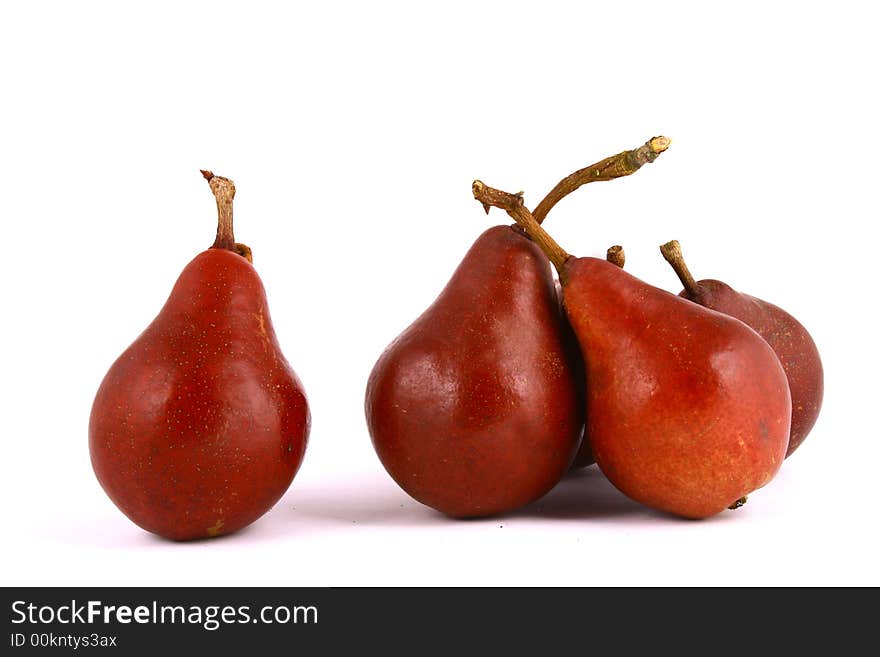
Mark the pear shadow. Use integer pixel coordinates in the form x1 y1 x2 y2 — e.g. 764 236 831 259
31 510 157 549
55 467 730 546
285 467 678 529
512 467 665 521
41 509 275 548
516 467 753 525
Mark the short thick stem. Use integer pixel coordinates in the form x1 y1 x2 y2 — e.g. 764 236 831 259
532 136 670 224
660 240 700 296
472 180 572 282
606 245 625 268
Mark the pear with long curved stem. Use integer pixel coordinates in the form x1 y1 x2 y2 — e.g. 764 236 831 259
660 240 823 457
472 181 791 519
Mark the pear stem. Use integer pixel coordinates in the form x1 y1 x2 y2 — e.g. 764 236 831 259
606 245 625 268
472 180 572 283
659 240 700 296
201 170 252 263
532 136 671 225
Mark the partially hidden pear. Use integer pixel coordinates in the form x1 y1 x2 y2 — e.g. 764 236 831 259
89 171 310 540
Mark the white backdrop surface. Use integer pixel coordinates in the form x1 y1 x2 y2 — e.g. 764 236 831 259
1 1 877 586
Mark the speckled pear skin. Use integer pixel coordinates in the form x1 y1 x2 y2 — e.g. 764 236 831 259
365 226 583 517
562 258 791 519
89 248 310 540
678 280 823 457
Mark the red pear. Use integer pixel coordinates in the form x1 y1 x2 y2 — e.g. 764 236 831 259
660 240 823 457
89 172 310 540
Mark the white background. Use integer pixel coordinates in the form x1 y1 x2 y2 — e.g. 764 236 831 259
2 2 878 586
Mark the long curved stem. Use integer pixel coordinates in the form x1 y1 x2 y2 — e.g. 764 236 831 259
532 136 670 224
472 180 572 283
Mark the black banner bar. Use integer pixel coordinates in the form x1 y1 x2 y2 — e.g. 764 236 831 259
1 587 869 653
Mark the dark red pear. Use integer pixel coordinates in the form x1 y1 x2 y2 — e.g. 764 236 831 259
89 171 310 540
660 240 823 457
365 225 583 517
474 181 791 519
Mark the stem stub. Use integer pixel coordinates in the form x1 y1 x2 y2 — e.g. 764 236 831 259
660 239 700 296
606 245 625 268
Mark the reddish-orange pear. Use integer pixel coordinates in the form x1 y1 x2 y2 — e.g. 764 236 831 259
89 172 310 540
473 180 791 519
563 259 790 517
